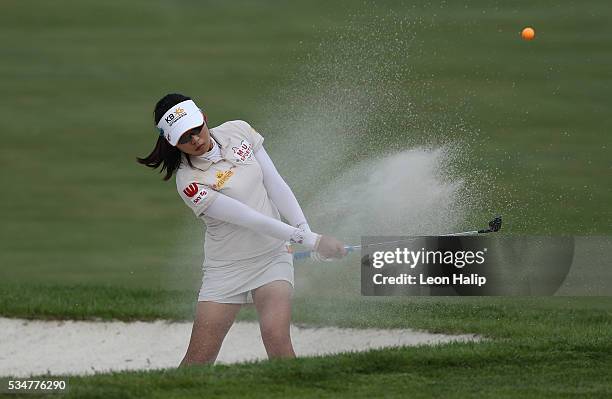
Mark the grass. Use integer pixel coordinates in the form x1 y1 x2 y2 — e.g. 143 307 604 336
36 343 611 398
1 0 611 291
1 284 610 335
14 295 612 398
1 0 611 397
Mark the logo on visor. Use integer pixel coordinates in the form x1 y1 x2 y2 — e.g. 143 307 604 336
183 182 199 197
165 107 187 127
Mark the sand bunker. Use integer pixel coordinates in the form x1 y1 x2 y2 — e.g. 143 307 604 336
0 317 479 377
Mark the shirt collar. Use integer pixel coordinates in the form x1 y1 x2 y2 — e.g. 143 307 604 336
184 130 235 170
198 138 219 160
185 152 212 170
210 129 230 150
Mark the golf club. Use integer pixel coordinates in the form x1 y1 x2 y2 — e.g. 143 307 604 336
293 215 503 261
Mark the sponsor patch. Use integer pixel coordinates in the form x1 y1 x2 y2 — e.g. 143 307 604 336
192 188 208 205
212 169 234 190
232 140 253 163
183 182 199 197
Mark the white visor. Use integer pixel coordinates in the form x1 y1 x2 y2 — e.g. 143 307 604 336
156 100 204 146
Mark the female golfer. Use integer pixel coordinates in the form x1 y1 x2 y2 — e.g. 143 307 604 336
138 93 346 365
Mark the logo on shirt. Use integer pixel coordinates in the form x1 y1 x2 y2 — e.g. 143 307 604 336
182 182 208 205
183 182 199 197
165 107 187 126
192 188 208 205
212 169 234 190
232 140 253 163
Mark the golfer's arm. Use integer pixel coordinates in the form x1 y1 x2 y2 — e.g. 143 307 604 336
254 147 311 231
201 192 320 249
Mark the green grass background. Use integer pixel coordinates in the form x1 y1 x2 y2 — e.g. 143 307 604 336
1 0 611 397
12 296 612 398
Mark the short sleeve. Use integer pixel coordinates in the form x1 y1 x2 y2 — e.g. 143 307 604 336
176 179 219 217
233 120 264 152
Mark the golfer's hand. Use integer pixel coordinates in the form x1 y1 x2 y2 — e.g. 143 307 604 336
315 235 347 259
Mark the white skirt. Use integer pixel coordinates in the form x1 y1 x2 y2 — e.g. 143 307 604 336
198 246 294 304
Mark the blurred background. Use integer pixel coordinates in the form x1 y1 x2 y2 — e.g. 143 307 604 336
0 0 610 314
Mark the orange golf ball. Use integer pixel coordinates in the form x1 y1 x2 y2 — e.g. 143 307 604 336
521 27 535 40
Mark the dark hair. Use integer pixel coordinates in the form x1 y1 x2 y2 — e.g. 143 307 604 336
137 93 194 181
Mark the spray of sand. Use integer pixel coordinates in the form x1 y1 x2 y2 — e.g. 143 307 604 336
164 12 485 306
304 146 469 239
252 14 482 300
292 145 474 298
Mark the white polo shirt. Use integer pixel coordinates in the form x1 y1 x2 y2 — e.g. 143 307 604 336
175 120 286 261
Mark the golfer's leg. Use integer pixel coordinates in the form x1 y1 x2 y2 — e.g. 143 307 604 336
252 280 295 359
180 301 242 366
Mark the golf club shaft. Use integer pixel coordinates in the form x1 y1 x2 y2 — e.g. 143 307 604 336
292 226 494 260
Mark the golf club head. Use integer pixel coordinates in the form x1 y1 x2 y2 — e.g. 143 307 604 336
488 215 502 232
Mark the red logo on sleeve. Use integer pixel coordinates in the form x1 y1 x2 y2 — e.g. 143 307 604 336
183 183 199 197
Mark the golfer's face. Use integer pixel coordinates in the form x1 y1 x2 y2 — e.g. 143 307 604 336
176 122 212 156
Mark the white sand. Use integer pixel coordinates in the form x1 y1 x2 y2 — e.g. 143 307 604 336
0 317 478 377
